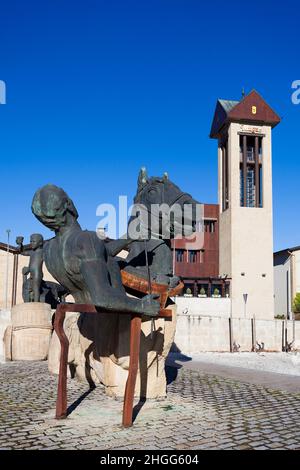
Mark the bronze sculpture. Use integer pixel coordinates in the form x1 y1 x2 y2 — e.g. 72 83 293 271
29 172 197 426
31 184 160 316
16 234 44 302
16 234 69 307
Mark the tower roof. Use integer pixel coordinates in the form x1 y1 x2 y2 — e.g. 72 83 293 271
210 90 281 139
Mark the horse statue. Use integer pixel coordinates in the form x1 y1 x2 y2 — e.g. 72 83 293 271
121 168 202 288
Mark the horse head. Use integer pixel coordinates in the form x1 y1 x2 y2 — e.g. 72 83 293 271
132 167 202 239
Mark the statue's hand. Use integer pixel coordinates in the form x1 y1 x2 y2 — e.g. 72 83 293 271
141 294 160 317
22 266 29 275
16 236 24 246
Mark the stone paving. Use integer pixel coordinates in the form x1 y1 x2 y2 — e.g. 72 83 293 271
0 361 300 450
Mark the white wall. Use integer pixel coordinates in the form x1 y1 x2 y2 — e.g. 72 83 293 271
174 314 300 354
274 252 290 317
173 296 231 317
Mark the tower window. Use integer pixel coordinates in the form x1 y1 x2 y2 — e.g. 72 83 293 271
240 135 263 208
221 141 229 211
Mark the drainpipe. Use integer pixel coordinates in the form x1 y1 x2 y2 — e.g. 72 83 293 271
172 238 176 276
4 229 11 310
229 283 233 353
287 251 295 321
287 251 296 349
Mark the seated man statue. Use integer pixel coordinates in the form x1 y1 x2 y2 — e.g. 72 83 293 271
31 184 159 317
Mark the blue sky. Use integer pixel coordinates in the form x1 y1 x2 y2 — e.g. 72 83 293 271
0 0 299 250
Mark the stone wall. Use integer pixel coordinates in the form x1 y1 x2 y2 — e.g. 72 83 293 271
173 296 231 317
174 314 300 354
0 250 72 309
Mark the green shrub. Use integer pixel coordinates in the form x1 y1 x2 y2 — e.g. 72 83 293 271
293 293 300 313
200 287 206 295
213 288 220 296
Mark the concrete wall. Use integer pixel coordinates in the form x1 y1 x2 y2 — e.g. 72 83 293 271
292 249 300 300
174 314 300 354
173 296 231 317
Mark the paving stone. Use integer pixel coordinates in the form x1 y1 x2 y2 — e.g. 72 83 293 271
1 361 300 450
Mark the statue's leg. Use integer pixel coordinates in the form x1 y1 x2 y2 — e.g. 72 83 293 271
33 274 42 302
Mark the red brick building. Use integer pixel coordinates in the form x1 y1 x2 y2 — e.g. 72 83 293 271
171 203 230 297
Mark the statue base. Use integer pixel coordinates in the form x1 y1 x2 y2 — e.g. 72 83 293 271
4 302 53 361
48 304 177 399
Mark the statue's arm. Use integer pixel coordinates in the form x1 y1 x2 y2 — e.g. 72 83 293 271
17 245 31 256
106 237 135 257
15 236 32 256
77 232 159 315
80 258 159 315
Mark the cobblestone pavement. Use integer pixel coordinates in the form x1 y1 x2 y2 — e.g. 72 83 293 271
0 361 300 450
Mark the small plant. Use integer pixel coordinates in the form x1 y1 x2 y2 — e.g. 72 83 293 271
274 314 285 320
292 293 300 313
213 288 220 296
200 287 206 295
186 288 192 295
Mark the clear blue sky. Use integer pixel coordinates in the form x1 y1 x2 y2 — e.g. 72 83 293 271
0 0 299 250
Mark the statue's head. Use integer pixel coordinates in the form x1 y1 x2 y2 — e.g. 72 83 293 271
30 233 43 249
32 184 78 232
133 168 202 238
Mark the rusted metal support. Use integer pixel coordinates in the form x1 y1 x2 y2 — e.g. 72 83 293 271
282 321 285 352
251 316 256 352
229 317 233 353
54 303 98 419
54 303 172 426
122 314 142 427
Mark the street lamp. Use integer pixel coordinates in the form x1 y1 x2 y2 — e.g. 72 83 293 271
5 229 11 309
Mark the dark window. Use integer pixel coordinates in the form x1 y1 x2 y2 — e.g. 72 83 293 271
221 140 229 212
240 135 263 208
188 250 198 263
176 249 184 263
204 220 216 233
